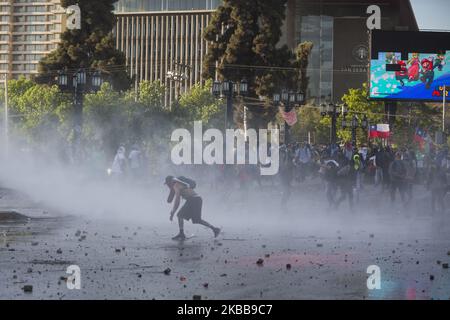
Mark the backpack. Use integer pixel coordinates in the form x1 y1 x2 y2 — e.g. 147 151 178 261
176 176 197 189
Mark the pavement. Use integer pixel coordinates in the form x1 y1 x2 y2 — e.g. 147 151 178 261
1 181 450 300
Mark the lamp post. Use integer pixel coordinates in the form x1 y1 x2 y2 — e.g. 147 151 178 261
2 75 7 158
442 85 449 133
273 90 304 145
56 69 104 162
212 79 248 130
320 102 347 145
342 113 368 148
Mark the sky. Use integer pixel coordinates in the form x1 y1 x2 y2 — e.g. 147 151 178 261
410 0 450 30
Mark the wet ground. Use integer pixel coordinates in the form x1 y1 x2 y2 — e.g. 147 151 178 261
1 184 450 300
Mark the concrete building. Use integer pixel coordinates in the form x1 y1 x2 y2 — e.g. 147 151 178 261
0 0 65 80
114 0 220 105
284 0 418 104
113 0 418 105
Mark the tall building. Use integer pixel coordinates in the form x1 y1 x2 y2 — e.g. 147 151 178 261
114 0 220 105
0 0 65 80
284 0 418 104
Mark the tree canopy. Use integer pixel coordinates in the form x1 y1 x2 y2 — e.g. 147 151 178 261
36 0 130 91
203 0 312 129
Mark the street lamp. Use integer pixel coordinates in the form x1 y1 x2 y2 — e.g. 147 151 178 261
273 90 305 144
342 113 369 147
211 79 249 130
320 102 347 145
240 79 248 95
76 69 86 86
56 69 104 163
91 71 103 89
57 71 68 88
212 81 221 96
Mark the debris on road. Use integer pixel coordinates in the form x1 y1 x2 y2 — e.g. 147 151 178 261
163 268 171 275
22 285 33 293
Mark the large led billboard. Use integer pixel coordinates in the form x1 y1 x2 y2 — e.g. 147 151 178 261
369 31 450 101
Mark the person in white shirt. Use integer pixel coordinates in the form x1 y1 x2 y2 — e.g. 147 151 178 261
111 146 127 178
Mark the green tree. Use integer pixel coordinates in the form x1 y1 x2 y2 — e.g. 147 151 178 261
338 83 385 145
203 0 301 129
337 83 440 147
175 80 224 128
293 42 314 96
36 0 130 90
83 82 127 156
290 106 328 144
0 77 71 148
125 80 170 146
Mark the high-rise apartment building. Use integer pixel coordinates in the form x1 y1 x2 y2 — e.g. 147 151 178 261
114 0 220 105
0 0 65 80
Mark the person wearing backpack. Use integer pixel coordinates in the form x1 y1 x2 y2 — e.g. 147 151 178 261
165 175 221 241
389 152 407 204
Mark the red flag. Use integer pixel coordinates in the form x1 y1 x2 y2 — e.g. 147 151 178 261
369 125 379 139
279 107 298 126
368 124 390 139
376 124 390 139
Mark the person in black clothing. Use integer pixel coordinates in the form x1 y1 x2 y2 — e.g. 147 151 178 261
335 155 357 211
389 152 406 204
378 147 394 191
427 165 448 213
279 144 295 209
321 160 339 208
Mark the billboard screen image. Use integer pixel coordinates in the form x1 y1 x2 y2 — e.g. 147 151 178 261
370 51 450 101
369 31 450 101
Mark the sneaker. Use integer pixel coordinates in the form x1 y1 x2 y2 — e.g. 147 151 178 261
172 233 186 241
213 228 221 238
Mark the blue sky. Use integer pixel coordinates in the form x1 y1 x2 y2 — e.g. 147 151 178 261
410 0 450 30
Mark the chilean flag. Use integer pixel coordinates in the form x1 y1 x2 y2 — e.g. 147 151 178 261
369 124 390 139
369 125 379 139
414 128 426 143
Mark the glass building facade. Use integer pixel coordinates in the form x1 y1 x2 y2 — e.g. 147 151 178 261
114 0 220 12
292 0 418 104
114 1 219 106
296 14 334 104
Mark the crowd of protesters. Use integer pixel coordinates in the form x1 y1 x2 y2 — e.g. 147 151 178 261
106 137 450 213
279 140 450 213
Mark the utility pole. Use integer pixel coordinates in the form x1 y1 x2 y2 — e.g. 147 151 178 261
56 70 103 164
320 102 347 145
3 75 8 157
443 85 447 133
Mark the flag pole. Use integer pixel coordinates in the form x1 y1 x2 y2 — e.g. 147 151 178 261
3 75 7 158
443 85 447 133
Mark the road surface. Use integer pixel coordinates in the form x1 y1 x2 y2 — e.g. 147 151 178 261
1 183 450 300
